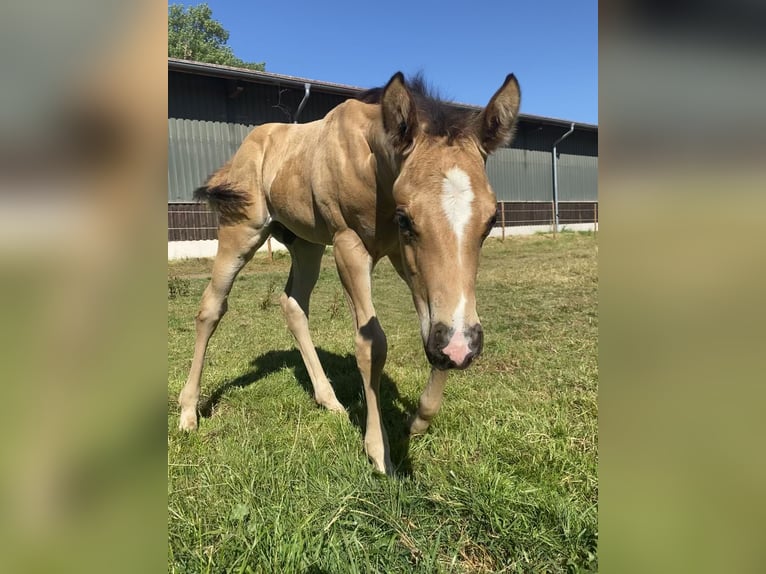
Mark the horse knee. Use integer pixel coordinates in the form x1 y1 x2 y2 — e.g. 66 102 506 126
356 317 387 372
196 295 228 329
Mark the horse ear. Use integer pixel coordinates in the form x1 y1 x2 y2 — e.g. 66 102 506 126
380 72 418 153
477 74 521 154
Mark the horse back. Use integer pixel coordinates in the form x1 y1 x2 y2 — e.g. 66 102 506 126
250 100 393 250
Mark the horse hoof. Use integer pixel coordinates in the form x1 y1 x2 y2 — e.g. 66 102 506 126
408 415 430 436
371 459 395 477
179 411 198 431
318 396 346 413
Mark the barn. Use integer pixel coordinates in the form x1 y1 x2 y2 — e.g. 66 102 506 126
168 58 598 257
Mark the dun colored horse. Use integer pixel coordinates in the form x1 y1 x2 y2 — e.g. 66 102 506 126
178 72 521 474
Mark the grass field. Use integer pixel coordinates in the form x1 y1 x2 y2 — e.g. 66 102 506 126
168 232 598 573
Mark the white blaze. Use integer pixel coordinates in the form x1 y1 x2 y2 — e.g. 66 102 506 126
452 293 467 331
440 166 474 257
439 167 476 365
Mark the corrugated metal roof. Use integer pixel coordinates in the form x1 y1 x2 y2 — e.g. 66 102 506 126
168 70 349 124
169 58 361 97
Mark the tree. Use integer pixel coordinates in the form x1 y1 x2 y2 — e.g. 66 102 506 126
168 3 265 71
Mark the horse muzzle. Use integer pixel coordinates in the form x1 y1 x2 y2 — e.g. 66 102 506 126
425 322 484 370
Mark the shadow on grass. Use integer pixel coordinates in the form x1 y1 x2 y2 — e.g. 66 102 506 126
199 348 417 477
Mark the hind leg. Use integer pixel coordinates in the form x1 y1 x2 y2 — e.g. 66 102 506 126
280 238 344 412
178 223 270 430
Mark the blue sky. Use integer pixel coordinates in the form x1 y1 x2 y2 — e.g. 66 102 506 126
173 1 597 125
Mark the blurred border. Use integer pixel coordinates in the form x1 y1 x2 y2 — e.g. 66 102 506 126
0 2 166 572
5 1 766 571
600 2 766 573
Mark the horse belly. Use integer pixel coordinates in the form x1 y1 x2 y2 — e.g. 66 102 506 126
267 170 333 245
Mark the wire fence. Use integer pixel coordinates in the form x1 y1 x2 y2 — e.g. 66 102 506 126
495 201 597 228
168 201 598 241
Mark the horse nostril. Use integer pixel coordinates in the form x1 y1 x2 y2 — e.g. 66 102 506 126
427 323 450 353
431 323 450 347
468 323 484 356
425 322 454 369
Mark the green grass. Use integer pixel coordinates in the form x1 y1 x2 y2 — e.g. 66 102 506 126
168 233 598 573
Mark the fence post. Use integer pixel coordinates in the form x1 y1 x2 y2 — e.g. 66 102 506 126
552 200 558 237
594 202 598 235
267 238 273 262
500 202 506 241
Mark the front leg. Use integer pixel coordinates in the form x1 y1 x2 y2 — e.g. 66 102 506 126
409 368 449 435
387 252 451 436
333 231 393 475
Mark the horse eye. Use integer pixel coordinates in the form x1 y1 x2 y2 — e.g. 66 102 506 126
395 209 415 235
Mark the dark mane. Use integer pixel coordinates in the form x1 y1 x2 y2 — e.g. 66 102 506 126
357 73 479 143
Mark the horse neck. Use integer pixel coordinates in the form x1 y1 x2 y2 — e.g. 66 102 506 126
363 111 401 193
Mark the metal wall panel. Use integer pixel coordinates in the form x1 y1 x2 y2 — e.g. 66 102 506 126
487 144 597 201
487 148 551 202
168 119 255 202
169 71 352 201
168 70 598 203
170 118 598 202
558 153 598 201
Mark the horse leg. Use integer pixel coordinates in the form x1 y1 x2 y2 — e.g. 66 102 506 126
334 231 393 475
280 238 344 412
178 223 270 430
409 368 449 435
387 252 450 435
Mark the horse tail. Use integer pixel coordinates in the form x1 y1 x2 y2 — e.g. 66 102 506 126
193 162 251 221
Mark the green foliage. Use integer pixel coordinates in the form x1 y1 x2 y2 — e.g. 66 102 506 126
167 275 190 299
168 234 598 572
328 289 343 321
259 277 279 310
168 3 265 71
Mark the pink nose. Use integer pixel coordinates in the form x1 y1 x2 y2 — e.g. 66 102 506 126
425 322 483 370
442 330 471 365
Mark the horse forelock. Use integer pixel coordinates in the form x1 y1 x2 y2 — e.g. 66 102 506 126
357 73 479 143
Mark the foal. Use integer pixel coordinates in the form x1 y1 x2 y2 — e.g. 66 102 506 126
178 72 521 474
